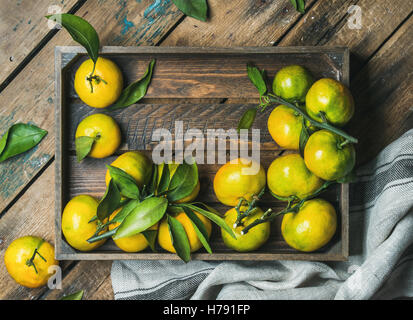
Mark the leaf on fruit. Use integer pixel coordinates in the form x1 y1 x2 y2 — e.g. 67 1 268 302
106 165 140 199
97 179 121 222
75 136 95 162
167 214 191 262
114 197 168 239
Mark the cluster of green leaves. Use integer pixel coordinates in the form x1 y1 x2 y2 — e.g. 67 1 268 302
0 123 47 163
172 0 208 22
87 160 235 262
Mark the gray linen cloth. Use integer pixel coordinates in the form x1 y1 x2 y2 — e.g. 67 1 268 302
111 129 413 300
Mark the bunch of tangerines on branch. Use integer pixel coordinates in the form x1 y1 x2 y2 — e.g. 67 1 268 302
225 63 358 252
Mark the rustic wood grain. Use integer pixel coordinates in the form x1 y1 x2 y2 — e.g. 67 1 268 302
161 0 317 47
0 0 82 85
0 0 183 214
64 47 346 99
349 15 413 163
42 260 113 300
279 0 413 75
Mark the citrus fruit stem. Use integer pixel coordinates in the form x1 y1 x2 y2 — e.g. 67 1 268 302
25 248 47 274
234 188 265 227
241 180 336 234
265 94 358 144
87 228 117 243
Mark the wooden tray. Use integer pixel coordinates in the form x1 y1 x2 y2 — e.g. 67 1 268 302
55 46 349 261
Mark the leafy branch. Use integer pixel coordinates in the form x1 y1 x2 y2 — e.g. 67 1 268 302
240 64 358 144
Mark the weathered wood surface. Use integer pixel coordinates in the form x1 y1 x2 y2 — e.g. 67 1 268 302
0 0 411 300
0 0 82 86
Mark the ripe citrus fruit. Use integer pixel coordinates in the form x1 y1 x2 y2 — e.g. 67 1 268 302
267 153 323 199
74 57 123 108
158 210 212 253
267 105 303 150
281 198 337 252
305 78 354 126
62 195 106 251
75 113 121 159
108 208 158 252
213 158 266 206
4 236 59 288
157 162 200 203
304 129 356 181
105 151 153 188
221 206 270 252
272 65 314 103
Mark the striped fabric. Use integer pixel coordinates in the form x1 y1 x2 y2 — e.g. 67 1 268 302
111 130 413 300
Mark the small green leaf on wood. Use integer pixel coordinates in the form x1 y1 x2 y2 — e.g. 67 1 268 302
114 197 168 239
97 179 121 222
60 290 84 300
0 123 47 163
182 207 212 254
167 215 191 262
172 0 208 22
290 0 306 14
106 165 140 199
247 64 267 96
108 59 156 110
46 14 99 64
75 136 95 162
237 107 257 131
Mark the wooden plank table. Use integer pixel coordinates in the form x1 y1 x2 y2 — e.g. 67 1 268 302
0 0 411 300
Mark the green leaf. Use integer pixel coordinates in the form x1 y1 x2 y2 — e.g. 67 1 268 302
109 199 140 225
237 107 257 131
181 204 236 239
172 0 208 22
247 64 267 96
46 14 99 64
97 179 121 222
0 123 47 162
60 290 84 300
142 229 157 252
182 207 212 254
157 163 171 194
290 0 306 14
108 59 156 110
167 161 198 202
75 136 95 162
298 118 310 157
147 163 158 196
167 215 191 262
106 165 140 199
114 197 168 239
